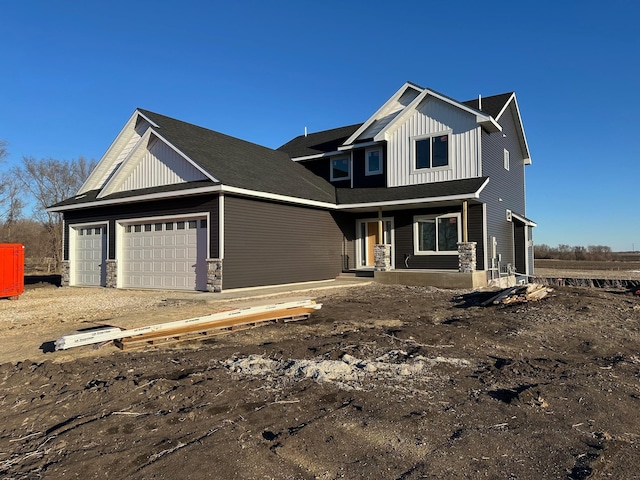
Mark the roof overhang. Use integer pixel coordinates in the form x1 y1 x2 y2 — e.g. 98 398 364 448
511 211 537 227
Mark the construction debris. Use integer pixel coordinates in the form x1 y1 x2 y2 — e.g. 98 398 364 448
481 284 553 306
55 300 321 351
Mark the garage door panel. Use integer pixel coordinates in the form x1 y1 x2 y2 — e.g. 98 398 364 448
121 217 207 291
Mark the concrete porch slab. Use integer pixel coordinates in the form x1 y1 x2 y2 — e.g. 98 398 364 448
374 269 487 289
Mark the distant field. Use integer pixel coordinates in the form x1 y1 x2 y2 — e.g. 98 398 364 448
534 256 640 281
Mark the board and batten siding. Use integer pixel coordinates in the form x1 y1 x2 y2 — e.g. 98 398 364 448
115 139 209 193
63 194 219 261
386 97 480 187
223 196 343 290
479 104 528 273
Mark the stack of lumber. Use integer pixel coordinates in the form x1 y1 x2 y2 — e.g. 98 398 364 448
55 300 321 351
481 284 553 306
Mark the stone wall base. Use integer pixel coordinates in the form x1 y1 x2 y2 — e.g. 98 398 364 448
457 242 477 273
207 259 223 292
106 259 117 288
61 261 70 287
374 244 392 272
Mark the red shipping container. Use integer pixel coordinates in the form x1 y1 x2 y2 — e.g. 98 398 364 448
0 244 24 299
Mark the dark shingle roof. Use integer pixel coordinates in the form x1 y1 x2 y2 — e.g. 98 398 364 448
137 109 336 204
462 92 513 119
277 123 363 158
336 177 488 205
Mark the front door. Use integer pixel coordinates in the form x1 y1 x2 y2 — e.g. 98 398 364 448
357 218 393 268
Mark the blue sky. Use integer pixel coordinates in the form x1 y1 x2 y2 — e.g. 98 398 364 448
1 0 638 251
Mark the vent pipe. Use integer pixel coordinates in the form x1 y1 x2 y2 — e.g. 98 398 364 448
478 94 482 111
304 126 307 137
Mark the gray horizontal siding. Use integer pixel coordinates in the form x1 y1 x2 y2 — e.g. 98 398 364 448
223 196 343 289
479 104 527 271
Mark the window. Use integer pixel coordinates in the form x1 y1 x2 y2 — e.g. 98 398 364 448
504 148 510 171
330 157 350 181
365 148 382 175
414 132 450 170
414 213 461 254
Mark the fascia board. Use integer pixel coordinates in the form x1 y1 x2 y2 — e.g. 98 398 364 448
219 185 336 209
511 211 537 227
510 95 532 165
150 129 219 182
337 141 381 151
77 110 140 195
335 192 482 210
48 185 223 212
136 110 160 128
291 150 342 161
343 82 424 145
373 89 430 142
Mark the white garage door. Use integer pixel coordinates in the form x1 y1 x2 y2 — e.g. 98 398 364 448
73 225 107 286
122 218 208 291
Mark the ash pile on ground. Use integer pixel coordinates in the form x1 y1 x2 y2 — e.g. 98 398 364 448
1 283 639 479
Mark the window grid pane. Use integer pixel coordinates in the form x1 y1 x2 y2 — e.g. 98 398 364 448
438 217 458 251
416 139 430 169
432 136 448 167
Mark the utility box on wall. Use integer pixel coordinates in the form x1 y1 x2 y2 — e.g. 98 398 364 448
0 244 25 299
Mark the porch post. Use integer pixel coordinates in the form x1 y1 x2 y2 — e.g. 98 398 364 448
462 200 468 243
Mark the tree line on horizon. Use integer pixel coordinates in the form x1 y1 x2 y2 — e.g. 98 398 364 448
0 139 96 271
534 243 614 261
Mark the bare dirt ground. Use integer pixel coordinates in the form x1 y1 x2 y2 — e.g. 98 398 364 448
1 276 640 479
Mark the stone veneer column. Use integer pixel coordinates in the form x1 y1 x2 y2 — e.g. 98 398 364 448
374 244 392 272
105 259 117 288
457 242 477 273
206 259 223 292
61 260 70 286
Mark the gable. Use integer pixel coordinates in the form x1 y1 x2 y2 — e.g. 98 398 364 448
98 131 211 198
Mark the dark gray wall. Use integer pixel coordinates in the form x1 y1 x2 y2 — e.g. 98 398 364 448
63 194 219 260
392 203 484 270
223 196 343 289
479 104 528 272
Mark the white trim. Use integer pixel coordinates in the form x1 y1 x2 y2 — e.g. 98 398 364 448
69 221 109 287
338 141 380 151
49 178 490 214
504 148 510 171
365 147 383 176
136 110 160 128
511 212 537 227
344 82 424 145
218 194 225 259
290 150 342 161
411 130 452 173
330 156 351 182
355 217 395 269
482 203 488 273
413 212 462 256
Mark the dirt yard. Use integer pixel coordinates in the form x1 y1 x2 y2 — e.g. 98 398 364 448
1 280 640 479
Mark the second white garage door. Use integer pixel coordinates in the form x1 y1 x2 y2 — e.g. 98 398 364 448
121 218 208 291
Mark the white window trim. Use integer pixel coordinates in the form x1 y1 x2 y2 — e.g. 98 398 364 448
364 147 383 176
413 213 461 255
504 148 510 171
330 156 351 182
411 130 452 173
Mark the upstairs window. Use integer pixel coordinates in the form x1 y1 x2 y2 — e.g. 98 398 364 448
504 148 510 171
414 132 450 170
330 157 350 181
413 213 461 254
365 147 383 175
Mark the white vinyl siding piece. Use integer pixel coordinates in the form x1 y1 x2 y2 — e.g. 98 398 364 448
386 96 480 187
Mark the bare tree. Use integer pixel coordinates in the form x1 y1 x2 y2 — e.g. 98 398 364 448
12 156 96 268
0 140 24 222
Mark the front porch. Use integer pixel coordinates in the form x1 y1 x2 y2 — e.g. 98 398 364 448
374 269 488 289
